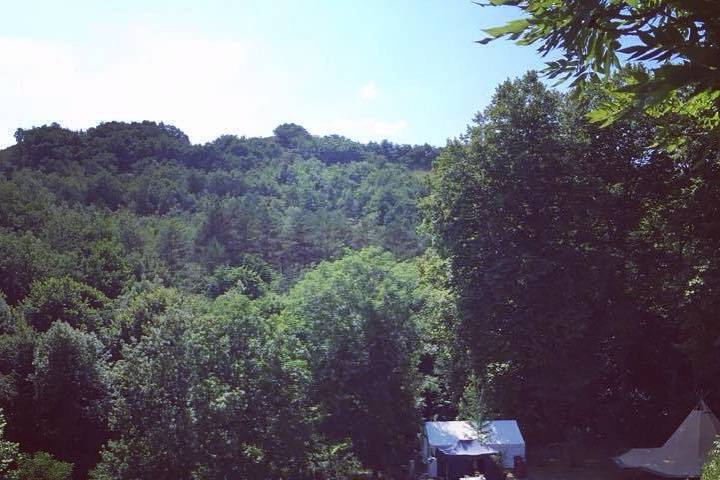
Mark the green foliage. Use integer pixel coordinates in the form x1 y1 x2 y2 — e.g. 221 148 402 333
0 410 19 477
0 411 71 480
0 322 37 447
703 441 720 480
85 171 126 210
479 1 720 99
414 250 465 420
423 72 690 442
0 118 438 477
479 0 720 154
0 232 70 305
128 162 194 214
0 294 12 335
0 177 52 232
284 248 422 476
79 240 132 298
273 123 312 149
367 140 438 170
457 372 489 433
3 120 429 285
93 294 311 480
99 284 180 356
11 452 73 480
205 264 267 299
308 440 363 480
13 123 84 170
20 277 108 332
155 218 194 272
37 205 114 253
32 322 109 476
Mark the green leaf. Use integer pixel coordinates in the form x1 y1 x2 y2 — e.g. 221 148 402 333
483 19 529 38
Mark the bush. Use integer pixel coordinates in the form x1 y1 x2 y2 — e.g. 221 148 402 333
11 452 73 480
703 441 720 480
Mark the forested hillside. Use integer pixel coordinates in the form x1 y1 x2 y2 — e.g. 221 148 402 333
0 122 452 479
1 121 435 294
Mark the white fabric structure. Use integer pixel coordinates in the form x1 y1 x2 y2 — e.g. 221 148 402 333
424 420 526 468
615 401 720 478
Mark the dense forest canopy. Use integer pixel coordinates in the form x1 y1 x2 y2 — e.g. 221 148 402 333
0 121 434 298
0 120 455 479
1 4 720 476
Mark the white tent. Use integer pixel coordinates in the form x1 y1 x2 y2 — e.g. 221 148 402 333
423 420 526 468
615 401 720 478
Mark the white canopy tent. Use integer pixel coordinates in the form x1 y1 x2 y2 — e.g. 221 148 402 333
423 420 526 468
615 401 720 478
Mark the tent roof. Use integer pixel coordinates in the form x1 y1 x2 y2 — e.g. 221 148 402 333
425 420 525 449
615 401 720 478
438 440 498 456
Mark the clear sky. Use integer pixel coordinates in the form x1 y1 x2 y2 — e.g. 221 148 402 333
0 0 549 147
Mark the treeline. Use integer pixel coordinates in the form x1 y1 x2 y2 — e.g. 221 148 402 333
0 121 434 301
424 72 720 448
464 2 720 477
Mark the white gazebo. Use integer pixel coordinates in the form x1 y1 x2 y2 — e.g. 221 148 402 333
422 420 526 479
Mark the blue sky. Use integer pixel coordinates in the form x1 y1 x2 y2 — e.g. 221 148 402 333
0 0 549 147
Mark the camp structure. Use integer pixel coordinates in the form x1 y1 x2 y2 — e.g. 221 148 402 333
422 420 526 479
614 400 720 478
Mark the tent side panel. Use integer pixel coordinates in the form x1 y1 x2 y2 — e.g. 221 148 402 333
488 443 525 468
